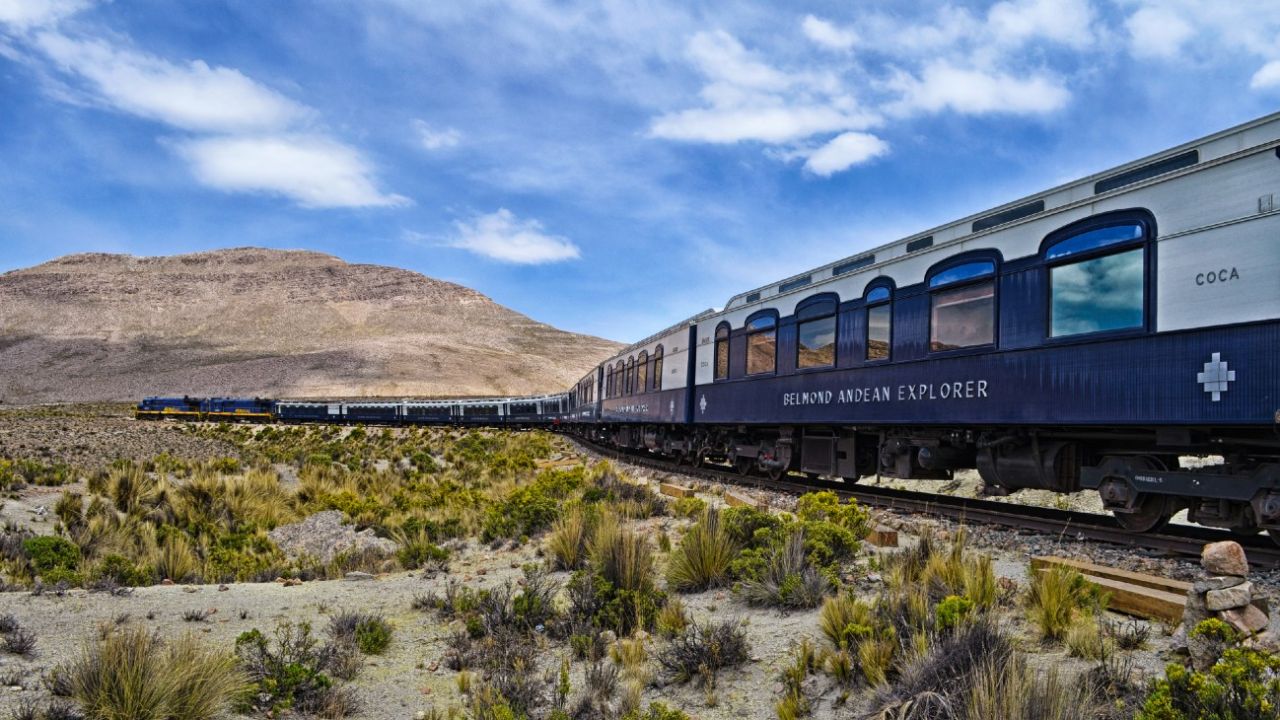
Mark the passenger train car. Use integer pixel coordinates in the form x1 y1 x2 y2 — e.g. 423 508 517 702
139 112 1280 539
563 111 1280 539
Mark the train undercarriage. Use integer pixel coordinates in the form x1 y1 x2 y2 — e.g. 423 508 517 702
570 421 1280 542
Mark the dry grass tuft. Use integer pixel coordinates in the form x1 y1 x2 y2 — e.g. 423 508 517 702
666 508 738 592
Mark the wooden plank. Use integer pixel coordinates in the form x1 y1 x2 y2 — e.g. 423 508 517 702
1077 574 1187 623
724 491 768 511
866 526 899 548
660 483 694 498
1031 556 1191 596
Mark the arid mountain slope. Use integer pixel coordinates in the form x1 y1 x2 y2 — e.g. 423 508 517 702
0 248 621 402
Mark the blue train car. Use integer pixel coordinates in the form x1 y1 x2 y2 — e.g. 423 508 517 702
203 397 275 422
135 396 204 420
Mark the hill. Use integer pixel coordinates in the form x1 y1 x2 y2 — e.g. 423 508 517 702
0 248 620 402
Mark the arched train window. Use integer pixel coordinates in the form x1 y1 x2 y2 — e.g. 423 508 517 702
745 311 777 375
928 258 997 351
636 351 649 395
1043 216 1147 337
864 281 893 361
714 323 730 380
796 294 838 369
652 345 664 391
625 357 635 395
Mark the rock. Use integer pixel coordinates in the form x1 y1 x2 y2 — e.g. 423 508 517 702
1253 596 1270 616
1219 604 1269 635
1170 623 1188 653
282 578 302 587
1193 576 1246 594
218 584 229 592
1206 581 1254 611
1202 541 1249 576
1188 630 1224 672
1245 630 1280 653
160 578 174 586
1182 587 1213 628
344 571 374 582
267 511 397 564
182 586 198 593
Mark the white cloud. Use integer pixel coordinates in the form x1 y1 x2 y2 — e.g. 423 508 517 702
173 135 409 208
1125 6 1194 60
803 132 888 176
650 30 875 145
413 119 461 150
801 15 856 52
891 62 1070 115
448 208 579 264
0 0 88 31
1251 60 1280 90
987 0 1095 49
35 32 306 132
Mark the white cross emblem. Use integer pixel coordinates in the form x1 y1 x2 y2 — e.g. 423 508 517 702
699 395 707 414
1197 352 1236 402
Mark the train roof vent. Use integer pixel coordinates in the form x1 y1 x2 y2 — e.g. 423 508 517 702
1094 149 1199 194
832 254 875 276
778 274 812 293
905 236 934 253
745 292 761 303
972 199 1045 232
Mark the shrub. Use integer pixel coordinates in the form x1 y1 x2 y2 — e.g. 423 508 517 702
91 554 152 587
1026 566 1106 641
3 628 36 657
670 497 707 519
621 702 692 720
666 508 738 592
934 595 974 632
153 534 200 584
657 618 750 686
818 593 874 650
589 513 654 594
392 527 450 573
1065 614 1105 660
23 536 79 577
656 597 689 639
871 618 1012 714
481 468 583 541
329 612 392 655
65 627 247 720
740 529 831 609
795 491 870 536
235 621 359 715
1136 647 1280 720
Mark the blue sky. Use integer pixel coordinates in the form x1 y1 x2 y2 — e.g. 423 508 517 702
2 0 1279 342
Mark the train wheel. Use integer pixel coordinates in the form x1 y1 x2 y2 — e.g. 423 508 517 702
1100 456 1175 533
766 465 787 483
1113 493 1173 533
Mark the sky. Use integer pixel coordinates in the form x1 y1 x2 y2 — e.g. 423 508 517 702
2 0 1279 343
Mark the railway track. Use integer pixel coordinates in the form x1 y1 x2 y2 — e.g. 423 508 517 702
567 435 1280 570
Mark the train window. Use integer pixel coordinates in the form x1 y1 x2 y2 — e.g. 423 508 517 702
626 357 635 395
605 368 613 398
652 345 664 391
714 323 730 380
796 296 837 369
615 361 624 397
928 260 995 288
637 352 649 395
930 282 995 350
1046 221 1146 337
865 282 892 361
745 312 777 375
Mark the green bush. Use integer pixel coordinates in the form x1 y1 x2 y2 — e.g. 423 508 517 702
354 618 392 655
1137 647 1280 720
235 621 358 714
24 535 80 575
935 595 974 631
670 497 707 519
92 554 153 587
622 702 693 720
481 468 584 541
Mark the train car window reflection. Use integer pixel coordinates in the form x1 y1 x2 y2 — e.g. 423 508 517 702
653 345 664 391
745 314 777 375
714 324 730 380
797 315 836 368
928 261 995 288
626 357 635 395
866 304 891 361
1050 247 1144 336
930 281 995 350
865 286 890 303
1045 223 1143 260
637 352 649 395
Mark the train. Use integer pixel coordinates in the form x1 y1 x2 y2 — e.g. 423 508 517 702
139 111 1280 541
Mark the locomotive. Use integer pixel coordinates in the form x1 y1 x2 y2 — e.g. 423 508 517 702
141 111 1280 541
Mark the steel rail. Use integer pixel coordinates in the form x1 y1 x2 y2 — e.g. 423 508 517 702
566 435 1280 570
